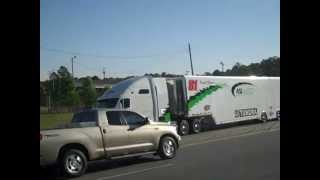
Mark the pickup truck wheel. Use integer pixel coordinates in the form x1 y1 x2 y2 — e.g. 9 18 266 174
158 136 177 159
60 149 87 177
178 120 189 136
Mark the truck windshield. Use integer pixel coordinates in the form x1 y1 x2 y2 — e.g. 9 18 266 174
97 98 119 108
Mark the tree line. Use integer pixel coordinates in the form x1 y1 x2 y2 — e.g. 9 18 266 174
205 56 280 76
144 56 280 77
40 56 279 112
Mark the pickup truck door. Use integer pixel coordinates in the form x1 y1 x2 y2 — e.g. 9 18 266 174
121 111 156 154
103 111 130 156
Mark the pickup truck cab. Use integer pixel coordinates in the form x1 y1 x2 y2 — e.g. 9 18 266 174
40 108 181 177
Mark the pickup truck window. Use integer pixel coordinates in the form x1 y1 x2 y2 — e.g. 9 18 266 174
122 111 145 126
97 98 119 108
106 111 124 125
71 111 98 127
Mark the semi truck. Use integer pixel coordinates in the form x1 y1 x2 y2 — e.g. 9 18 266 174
97 75 280 135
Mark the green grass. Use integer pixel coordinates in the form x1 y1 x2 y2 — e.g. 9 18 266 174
40 112 73 130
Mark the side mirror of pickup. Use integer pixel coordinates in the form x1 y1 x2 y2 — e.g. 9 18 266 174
145 117 149 124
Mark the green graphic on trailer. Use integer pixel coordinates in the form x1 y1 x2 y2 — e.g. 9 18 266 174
187 84 224 110
161 84 224 122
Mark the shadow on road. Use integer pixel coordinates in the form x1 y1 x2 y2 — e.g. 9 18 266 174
86 156 161 173
39 156 160 180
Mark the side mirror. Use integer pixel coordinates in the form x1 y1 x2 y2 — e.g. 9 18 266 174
145 117 149 124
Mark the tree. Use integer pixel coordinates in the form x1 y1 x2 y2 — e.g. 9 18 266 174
247 63 262 76
78 77 97 108
92 76 100 81
259 57 280 76
49 66 80 110
40 82 48 106
212 69 222 76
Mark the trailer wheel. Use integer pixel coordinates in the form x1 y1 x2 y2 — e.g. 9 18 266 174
190 119 201 134
178 120 190 136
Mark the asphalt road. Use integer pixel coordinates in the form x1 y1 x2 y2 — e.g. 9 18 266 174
40 121 280 180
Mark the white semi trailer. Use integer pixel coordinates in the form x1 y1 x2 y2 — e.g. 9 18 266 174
97 75 280 135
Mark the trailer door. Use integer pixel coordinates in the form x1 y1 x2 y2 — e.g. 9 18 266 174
166 78 187 117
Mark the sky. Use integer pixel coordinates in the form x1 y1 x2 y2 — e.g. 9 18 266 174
40 0 279 81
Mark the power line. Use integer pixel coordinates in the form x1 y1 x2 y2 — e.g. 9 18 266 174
74 60 100 72
40 46 186 60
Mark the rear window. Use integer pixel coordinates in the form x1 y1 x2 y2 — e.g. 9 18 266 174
97 98 119 108
71 111 98 126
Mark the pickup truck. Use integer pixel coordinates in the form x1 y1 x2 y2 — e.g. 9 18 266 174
40 108 181 177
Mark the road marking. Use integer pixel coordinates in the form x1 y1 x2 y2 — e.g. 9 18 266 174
181 128 280 149
96 163 173 180
95 126 279 180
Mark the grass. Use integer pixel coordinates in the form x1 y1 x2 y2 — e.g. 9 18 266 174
40 112 73 130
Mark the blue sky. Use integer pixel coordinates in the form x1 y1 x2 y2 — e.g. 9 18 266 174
40 0 279 81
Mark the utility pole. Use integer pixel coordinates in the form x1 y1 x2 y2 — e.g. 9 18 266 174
71 56 77 78
48 71 51 112
103 67 106 80
220 61 224 72
188 42 194 75
48 70 55 112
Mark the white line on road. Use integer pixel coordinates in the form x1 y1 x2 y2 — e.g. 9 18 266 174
96 163 174 180
181 128 280 149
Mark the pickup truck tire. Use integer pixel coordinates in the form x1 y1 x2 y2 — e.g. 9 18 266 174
158 136 177 159
59 149 88 177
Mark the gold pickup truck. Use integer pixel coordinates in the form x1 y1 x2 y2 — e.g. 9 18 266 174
40 108 181 177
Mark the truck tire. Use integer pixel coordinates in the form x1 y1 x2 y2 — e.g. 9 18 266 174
190 119 201 134
158 136 177 159
178 120 189 136
59 149 88 177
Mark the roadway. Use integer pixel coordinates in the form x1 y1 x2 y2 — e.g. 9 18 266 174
40 121 280 180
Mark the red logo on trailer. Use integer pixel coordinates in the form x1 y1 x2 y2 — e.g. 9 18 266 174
188 80 198 91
